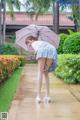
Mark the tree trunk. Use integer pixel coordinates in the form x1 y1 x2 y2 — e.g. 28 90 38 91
78 0 80 31
2 0 6 44
53 1 59 34
53 2 55 31
0 1 2 46
72 0 80 32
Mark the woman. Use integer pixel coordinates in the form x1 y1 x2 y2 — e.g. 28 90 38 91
25 36 58 103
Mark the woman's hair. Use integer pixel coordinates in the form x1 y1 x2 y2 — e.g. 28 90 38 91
25 36 37 44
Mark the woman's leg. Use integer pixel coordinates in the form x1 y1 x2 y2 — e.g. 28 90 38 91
37 58 46 98
43 58 53 102
43 71 50 97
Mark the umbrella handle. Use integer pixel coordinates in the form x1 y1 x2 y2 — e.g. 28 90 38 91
37 31 40 38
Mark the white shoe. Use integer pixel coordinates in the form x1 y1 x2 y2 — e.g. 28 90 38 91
43 96 51 103
36 96 41 103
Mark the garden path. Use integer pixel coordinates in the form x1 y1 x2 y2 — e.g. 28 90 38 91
9 64 80 120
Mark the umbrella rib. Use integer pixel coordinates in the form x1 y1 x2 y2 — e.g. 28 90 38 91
39 33 58 45
40 30 58 37
16 32 36 42
40 30 55 34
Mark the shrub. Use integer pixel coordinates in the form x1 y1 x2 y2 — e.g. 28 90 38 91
55 54 80 84
9 34 16 43
57 33 68 54
68 29 74 35
0 55 26 81
17 55 26 66
0 43 19 55
63 32 80 54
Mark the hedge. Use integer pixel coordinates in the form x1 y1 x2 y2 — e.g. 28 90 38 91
55 54 80 84
0 55 26 81
57 33 68 54
0 43 19 55
63 32 80 54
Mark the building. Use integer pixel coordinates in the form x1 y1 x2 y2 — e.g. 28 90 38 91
5 12 75 36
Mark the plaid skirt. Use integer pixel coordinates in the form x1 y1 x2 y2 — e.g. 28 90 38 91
36 47 58 72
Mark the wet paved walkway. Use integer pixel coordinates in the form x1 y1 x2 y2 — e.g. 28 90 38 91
9 64 80 120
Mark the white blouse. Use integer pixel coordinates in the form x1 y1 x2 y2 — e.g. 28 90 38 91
31 41 56 52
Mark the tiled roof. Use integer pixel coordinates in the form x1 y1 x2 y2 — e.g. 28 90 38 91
5 12 75 26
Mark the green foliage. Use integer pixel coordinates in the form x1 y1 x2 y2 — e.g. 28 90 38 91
63 32 80 54
60 0 80 30
55 54 80 84
71 0 80 29
68 29 74 35
9 34 16 43
0 43 19 55
25 0 52 18
18 56 26 66
6 0 20 16
57 33 68 54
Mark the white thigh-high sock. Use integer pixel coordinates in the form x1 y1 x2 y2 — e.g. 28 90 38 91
43 71 50 97
37 71 43 97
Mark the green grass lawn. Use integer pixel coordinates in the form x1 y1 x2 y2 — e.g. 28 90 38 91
0 67 23 112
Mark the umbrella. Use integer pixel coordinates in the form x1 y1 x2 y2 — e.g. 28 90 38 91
15 24 59 51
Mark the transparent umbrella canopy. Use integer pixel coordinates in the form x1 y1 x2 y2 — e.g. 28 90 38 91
16 24 60 52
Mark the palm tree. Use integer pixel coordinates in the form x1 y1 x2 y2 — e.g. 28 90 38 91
6 0 20 16
25 0 80 32
25 0 51 16
24 0 59 33
59 0 80 31
0 0 20 46
71 0 80 31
